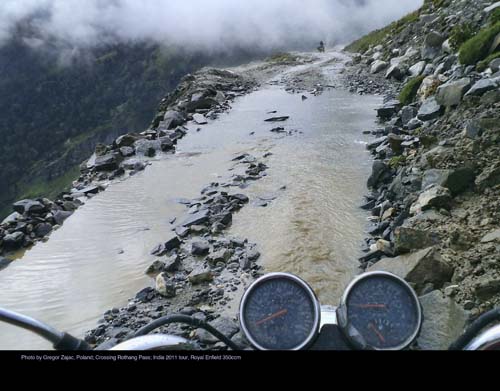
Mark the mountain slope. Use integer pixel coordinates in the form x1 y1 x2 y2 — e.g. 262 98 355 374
0 39 211 218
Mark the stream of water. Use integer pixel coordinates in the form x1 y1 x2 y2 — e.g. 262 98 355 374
0 59 381 349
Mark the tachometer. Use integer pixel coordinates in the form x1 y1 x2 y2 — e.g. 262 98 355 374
337 271 422 350
239 273 320 350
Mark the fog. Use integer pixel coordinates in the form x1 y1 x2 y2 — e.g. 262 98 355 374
0 0 423 51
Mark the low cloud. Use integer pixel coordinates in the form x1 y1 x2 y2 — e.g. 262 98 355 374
0 0 424 52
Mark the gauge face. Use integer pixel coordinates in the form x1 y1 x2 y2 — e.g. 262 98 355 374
342 272 422 350
240 273 320 350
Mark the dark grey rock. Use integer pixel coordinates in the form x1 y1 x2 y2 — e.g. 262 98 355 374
191 241 210 256
94 154 119 171
35 223 52 238
13 199 46 215
422 168 475 196
401 106 418 125
3 231 25 249
367 160 391 188
53 210 73 225
417 97 443 121
0 257 13 272
180 210 210 227
162 110 186 129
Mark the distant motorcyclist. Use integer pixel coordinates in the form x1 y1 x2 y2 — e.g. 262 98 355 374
317 41 325 53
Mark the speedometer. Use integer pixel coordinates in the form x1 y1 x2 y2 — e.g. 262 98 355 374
337 271 422 350
239 273 320 350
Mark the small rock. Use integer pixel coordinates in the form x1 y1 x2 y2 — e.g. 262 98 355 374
155 273 176 298
188 267 214 285
191 241 210 256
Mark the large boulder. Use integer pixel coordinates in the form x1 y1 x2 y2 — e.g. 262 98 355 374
409 61 426 77
1 212 22 225
410 185 452 215
394 227 441 254
435 78 471 107
417 290 469 350
115 133 140 148
180 210 210 227
401 106 418 125
368 247 453 293
376 100 401 120
421 168 476 196
3 231 25 250
464 78 499 97
370 60 388 74
94 154 119 171
12 199 46 215
421 31 446 60
367 160 391 189
161 110 186 129
417 97 443 121
53 210 73 225
385 64 406 81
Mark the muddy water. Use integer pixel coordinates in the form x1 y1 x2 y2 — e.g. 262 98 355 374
0 67 381 350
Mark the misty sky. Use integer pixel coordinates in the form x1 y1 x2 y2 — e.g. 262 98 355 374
0 0 424 51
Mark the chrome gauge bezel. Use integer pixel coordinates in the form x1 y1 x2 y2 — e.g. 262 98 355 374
337 271 423 351
239 272 321 351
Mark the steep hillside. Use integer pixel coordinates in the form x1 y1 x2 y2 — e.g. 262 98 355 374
342 0 500 328
0 38 212 218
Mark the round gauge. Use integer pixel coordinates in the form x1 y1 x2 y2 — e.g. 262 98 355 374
239 273 320 350
338 271 422 350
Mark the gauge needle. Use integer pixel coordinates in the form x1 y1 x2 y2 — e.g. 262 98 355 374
255 309 288 326
352 304 387 309
368 322 386 344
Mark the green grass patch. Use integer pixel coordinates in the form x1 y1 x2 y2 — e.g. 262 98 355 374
398 75 425 106
458 22 500 65
266 52 300 64
449 23 477 51
18 165 80 201
389 156 407 169
345 10 420 53
489 8 500 25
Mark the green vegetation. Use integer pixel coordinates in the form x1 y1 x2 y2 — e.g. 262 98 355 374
458 22 500 65
345 10 420 53
266 52 300 64
489 8 500 25
449 23 477 51
398 75 425 106
389 156 406 169
477 52 500 71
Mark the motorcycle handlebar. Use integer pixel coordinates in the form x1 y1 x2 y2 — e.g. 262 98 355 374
0 307 90 350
